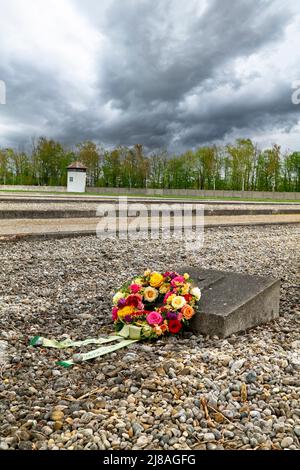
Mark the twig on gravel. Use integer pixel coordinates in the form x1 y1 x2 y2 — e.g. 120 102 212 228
75 387 104 401
206 404 244 431
200 397 215 428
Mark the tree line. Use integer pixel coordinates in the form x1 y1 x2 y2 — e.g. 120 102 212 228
0 137 299 192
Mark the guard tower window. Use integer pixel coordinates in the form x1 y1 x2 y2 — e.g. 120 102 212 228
69 176 73 182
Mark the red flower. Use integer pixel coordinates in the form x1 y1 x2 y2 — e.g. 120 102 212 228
184 294 192 302
126 294 142 307
168 319 182 334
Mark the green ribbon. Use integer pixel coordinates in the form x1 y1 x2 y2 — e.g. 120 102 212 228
30 325 142 367
29 335 121 349
118 324 142 340
56 339 138 368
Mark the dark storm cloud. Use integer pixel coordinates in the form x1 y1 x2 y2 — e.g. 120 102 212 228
0 0 299 151
99 0 287 104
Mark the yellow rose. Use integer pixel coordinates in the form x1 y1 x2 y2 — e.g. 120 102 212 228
166 294 175 304
144 286 159 302
150 272 164 288
134 277 144 286
144 269 151 276
171 296 186 310
181 283 190 295
117 305 135 319
184 273 190 280
159 283 170 294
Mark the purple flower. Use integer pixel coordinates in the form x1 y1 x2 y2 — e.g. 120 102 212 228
124 315 134 323
169 272 178 279
166 311 178 320
118 298 127 308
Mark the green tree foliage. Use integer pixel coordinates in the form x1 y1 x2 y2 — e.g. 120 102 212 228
0 148 10 184
32 137 72 185
76 141 102 186
0 138 299 192
282 151 300 192
226 139 257 191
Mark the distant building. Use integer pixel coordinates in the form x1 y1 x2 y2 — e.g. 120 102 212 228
67 161 87 193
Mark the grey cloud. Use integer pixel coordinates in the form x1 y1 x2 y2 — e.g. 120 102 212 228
0 0 299 151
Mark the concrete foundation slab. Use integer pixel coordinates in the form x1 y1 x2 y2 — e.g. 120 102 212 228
178 268 280 337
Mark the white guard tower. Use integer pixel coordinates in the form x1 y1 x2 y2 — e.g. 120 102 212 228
67 161 87 193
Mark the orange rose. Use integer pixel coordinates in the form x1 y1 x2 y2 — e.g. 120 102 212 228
181 304 195 320
161 321 169 333
154 321 169 336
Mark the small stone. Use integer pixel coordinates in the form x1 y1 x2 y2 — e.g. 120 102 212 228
18 441 33 450
231 359 245 372
42 426 53 436
132 422 143 436
80 412 93 424
281 437 293 448
274 423 285 433
204 433 215 441
154 407 164 417
246 371 257 383
294 426 300 437
52 369 61 377
207 443 218 450
54 421 63 431
250 410 261 419
219 355 232 366
136 435 148 448
250 438 258 448
214 412 225 423
123 353 138 362
51 410 64 421
180 367 192 375
0 441 9 450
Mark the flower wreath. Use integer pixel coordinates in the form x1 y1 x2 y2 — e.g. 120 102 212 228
112 270 201 339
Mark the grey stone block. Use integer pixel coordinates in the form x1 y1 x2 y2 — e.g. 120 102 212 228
178 268 280 337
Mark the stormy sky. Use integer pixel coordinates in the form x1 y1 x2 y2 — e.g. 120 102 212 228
0 0 299 152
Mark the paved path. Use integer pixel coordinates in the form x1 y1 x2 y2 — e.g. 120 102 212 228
1 213 300 240
1 207 299 219
0 192 299 205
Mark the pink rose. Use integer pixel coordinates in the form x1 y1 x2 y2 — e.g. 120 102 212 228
130 284 141 294
163 291 173 303
146 311 163 325
171 276 185 287
177 311 183 321
112 307 118 321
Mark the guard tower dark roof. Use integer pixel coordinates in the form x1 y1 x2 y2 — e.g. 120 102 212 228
67 161 87 170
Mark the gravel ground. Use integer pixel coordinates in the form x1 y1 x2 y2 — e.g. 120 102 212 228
0 202 299 211
0 225 299 451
